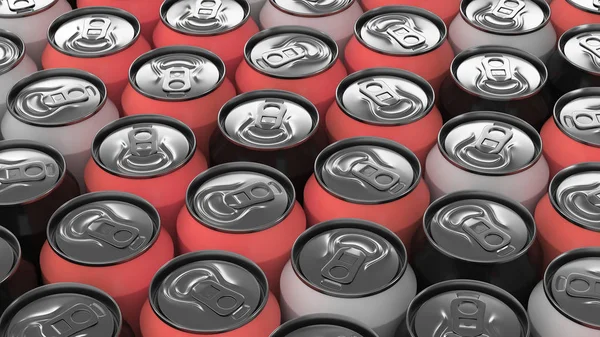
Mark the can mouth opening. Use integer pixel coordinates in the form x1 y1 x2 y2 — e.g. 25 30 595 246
217 89 320 151
128 46 227 102
437 111 544 176
47 6 142 59
558 24 600 76
335 67 436 126
566 0 600 14
0 226 21 285
148 250 270 334
423 191 537 264
0 0 58 18
353 5 448 57
268 0 356 18
185 161 296 233
553 87 600 148
91 114 198 179
0 29 25 76
270 314 379 337
459 0 551 36
290 218 408 298
243 25 340 79
6 68 108 127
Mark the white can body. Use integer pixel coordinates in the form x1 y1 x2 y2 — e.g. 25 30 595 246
248 0 267 25
279 260 417 337
425 146 549 213
0 56 37 122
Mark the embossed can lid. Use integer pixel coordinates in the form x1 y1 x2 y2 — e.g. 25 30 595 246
0 0 58 18
567 0 600 14
160 0 250 36
0 30 25 76
270 0 355 17
0 226 19 284
559 24 600 76
554 88 600 147
460 0 551 35
269 314 379 337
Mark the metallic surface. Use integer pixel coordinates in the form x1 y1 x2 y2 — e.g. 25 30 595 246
270 0 354 16
554 169 600 231
162 0 248 35
461 0 550 35
562 27 600 75
0 0 57 17
554 88 600 147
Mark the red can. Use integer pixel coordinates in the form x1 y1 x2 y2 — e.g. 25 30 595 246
359 0 460 27
40 191 175 336
551 0 600 38
235 26 348 118
42 7 152 110
344 6 454 94
122 46 237 157
140 251 281 337
303 137 430 254
84 115 209 239
177 162 306 296
153 0 259 84
326 67 443 166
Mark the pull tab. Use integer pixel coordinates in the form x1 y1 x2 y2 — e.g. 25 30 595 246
321 247 366 286
566 273 600 300
585 185 600 207
43 84 90 109
261 46 306 68
162 67 192 94
195 0 223 19
482 56 513 82
490 0 525 20
474 125 514 155
41 303 103 337
255 100 287 130
358 79 401 107
7 0 35 12
351 160 401 192
191 280 246 316
0 161 47 184
86 217 140 249
463 219 512 252
386 20 426 49
579 35 600 60
223 181 275 210
449 293 486 337
82 17 112 41
571 111 600 130
128 126 159 157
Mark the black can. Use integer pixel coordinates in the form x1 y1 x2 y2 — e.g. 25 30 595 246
439 46 553 131
411 191 542 306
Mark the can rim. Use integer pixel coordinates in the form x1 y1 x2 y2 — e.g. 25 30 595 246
459 0 552 36
269 314 379 337
217 89 320 151
291 218 408 298
552 87 600 148
159 0 252 37
335 67 436 126
353 5 448 57
543 247 600 330
243 25 340 79
449 45 549 101
314 136 422 204
268 0 357 18
0 0 58 18
46 191 162 266
148 250 270 334
47 6 142 59
403 279 531 337
91 114 198 179
566 0 600 15
0 29 25 76
185 162 296 233
0 225 21 285
437 111 544 176
558 24 600 76
128 45 227 102
423 190 537 264
0 282 123 336
6 68 108 127
548 162 600 232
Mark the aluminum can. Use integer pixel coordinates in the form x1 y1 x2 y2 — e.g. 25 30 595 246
359 0 460 27
395 280 531 337
303 137 430 254
122 46 237 157
344 6 454 94
425 111 549 213
42 7 152 109
259 0 363 50
528 247 600 337
235 26 348 117
551 0 600 37
209 90 327 199
153 0 260 84
412 191 541 306
534 162 600 268
140 251 281 337
2 68 120 190
270 314 379 337
439 46 553 131
449 0 556 62
0 0 71 68
280 219 417 337
326 68 443 166
40 191 175 336
84 115 209 240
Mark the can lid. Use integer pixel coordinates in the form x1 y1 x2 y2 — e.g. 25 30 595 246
354 6 447 56
187 162 295 233
48 7 141 58
559 24 600 76
407 280 529 337
270 0 355 17
218 90 319 150
460 0 551 35
544 248 600 329
0 30 25 76
160 0 250 36
438 111 542 176
92 115 196 179
0 283 122 337
291 219 408 298
550 162 600 232
424 191 536 264
47 192 161 266
0 226 19 284
244 26 338 79
567 0 600 14
130 46 226 102
269 314 379 337
149 251 269 333
336 68 435 126
0 0 57 17
315 137 421 204
7 69 107 127
554 88 600 147
451 46 547 100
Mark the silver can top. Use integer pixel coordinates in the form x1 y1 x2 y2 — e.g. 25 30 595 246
552 163 600 232
554 88 600 147
560 25 600 76
161 0 250 36
270 0 355 17
567 0 600 14
0 0 57 17
0 30 25 76
460 0 551 35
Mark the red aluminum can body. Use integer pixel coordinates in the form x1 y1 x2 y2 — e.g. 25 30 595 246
551 0 600 38
359 0 460 26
